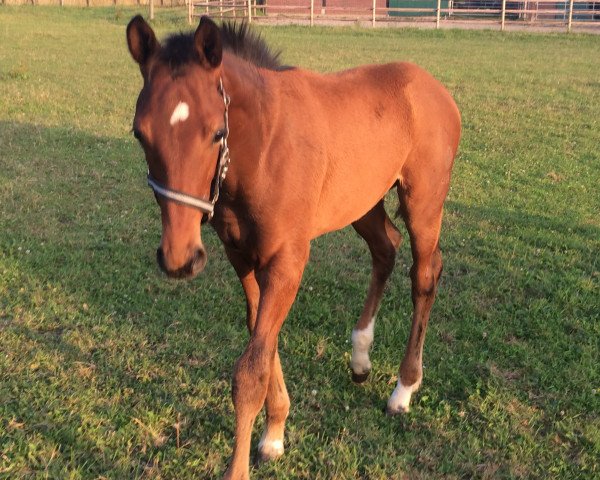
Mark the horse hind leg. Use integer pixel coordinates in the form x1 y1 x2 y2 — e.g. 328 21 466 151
350 200 403 383
386 179 446 415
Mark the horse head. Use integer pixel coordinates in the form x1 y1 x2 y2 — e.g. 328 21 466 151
127 15 227 279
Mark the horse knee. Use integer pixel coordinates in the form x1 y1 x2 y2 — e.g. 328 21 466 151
232 346 271 409
411 250 443 298
410 264 436 298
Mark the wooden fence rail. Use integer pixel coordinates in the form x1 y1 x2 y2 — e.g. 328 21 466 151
185 0 600 33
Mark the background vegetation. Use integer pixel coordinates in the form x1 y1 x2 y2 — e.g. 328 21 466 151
1 6 598 479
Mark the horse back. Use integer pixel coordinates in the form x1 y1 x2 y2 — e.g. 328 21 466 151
261 62 461 239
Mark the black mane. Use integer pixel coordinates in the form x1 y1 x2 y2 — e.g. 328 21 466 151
159 21 290 73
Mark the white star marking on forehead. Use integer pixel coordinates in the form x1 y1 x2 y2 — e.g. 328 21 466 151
170 101 189 126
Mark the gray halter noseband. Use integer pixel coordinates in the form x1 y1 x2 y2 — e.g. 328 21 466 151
146 78 231 222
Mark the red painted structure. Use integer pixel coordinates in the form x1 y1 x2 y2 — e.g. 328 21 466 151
266 0 389 15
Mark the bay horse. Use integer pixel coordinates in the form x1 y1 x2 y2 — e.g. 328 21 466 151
127 15 460 479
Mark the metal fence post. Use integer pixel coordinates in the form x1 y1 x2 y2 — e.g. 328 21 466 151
310 0 314 27
436 0 441 28
372 0 376 27
567 0 574 32
501 0 506 31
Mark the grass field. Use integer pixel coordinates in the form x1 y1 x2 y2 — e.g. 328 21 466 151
1 6 599 479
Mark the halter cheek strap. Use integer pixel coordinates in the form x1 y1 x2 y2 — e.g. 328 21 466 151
146 78 231 222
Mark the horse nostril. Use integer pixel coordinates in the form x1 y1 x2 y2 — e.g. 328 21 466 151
192 247 207 274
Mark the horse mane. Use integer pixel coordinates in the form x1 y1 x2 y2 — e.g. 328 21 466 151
160 21 291 74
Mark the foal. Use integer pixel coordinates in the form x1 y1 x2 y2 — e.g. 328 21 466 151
127 15 460 479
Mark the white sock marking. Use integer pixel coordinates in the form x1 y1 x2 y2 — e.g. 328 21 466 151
351 317 375 374
258 437 284 456
387 379 414 413
169 101 189 126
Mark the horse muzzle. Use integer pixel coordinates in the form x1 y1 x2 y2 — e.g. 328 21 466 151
156 246 207 279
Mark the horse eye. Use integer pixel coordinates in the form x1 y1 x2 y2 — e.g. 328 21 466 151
213 128 226 143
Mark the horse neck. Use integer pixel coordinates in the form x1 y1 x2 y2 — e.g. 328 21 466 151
222 53 272 146
220 53 275 194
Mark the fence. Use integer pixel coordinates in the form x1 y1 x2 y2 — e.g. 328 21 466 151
187 0 254 21
2 1 186 5
6 0 596 31
187 0 600 31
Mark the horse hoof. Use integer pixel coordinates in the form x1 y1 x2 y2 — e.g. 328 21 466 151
386 404 410 416
257 439 284 463
351 370 370 384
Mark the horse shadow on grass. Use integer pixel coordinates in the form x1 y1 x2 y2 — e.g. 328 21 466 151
1 121 245 477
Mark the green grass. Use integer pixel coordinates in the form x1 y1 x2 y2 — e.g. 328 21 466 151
1 5 599 479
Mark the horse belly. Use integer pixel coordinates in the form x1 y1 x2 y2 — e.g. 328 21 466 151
311 135 407 237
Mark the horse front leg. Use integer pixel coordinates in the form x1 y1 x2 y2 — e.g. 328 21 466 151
224 245 309 480
224 247 290 464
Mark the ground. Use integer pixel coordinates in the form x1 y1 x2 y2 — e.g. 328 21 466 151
0 6 599 479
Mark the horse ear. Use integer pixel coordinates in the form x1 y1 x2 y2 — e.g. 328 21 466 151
194 16 222 69
127 15 159 68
